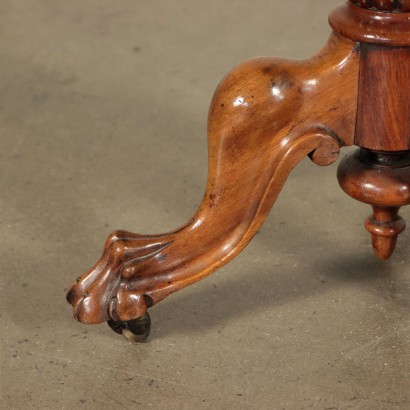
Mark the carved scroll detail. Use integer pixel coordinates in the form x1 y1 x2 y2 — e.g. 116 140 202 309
67 33 359 325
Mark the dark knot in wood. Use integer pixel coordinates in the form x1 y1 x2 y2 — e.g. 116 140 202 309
350 0 410 12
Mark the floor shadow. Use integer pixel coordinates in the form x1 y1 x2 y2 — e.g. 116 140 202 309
150 244 410 340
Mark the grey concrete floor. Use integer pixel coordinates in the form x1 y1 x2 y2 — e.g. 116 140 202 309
1 1 409 409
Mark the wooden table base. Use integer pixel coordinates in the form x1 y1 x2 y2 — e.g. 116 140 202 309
67 1 410 341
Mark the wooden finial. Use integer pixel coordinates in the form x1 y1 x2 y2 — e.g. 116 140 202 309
338 149 410 260
365 207 406 260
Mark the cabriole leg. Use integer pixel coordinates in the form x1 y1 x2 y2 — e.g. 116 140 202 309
66 30 359 341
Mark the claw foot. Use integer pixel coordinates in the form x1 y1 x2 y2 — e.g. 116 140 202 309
66 230 173 325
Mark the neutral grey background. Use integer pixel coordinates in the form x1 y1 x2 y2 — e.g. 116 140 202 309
1 1 409 409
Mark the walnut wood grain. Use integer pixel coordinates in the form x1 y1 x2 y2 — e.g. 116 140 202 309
356 45 410 151
66 33 359 325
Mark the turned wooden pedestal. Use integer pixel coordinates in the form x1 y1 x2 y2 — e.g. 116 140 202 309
67 1 410 342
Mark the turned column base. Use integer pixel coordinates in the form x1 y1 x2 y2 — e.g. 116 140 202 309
338 149 410 260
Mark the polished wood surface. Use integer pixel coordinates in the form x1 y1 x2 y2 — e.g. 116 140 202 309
67 33 359 325
331 1 410 261
356 45 410 151
365 207 406 260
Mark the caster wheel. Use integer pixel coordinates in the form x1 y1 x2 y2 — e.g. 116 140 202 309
107 313 151 343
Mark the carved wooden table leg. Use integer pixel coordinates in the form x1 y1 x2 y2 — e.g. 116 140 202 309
67 1 409 342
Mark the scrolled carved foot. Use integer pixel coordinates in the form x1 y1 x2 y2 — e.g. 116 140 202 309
67 33 359 336
66 230 175 324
